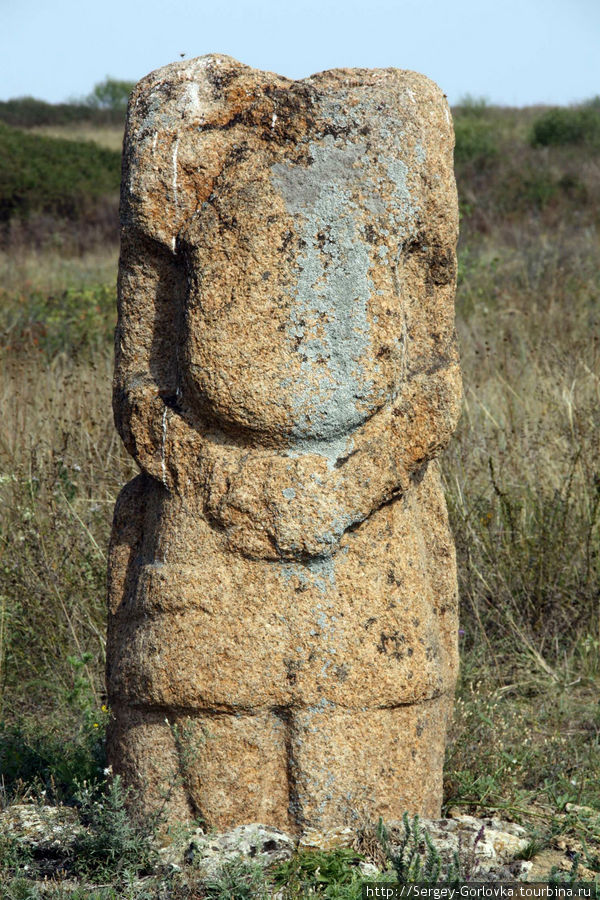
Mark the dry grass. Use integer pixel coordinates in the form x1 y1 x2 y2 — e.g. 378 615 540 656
442 109 600 824
0 249 133 729
0 245 118 294
446 222 600 651
27 123 124 151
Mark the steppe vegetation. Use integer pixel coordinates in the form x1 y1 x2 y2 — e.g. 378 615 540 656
0 89 599 895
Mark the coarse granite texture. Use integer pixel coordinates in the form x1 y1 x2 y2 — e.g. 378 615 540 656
107 54 462 833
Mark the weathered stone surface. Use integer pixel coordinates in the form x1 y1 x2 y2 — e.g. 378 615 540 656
107 53 462 832
158 814 534 881
183 823 295 877
0 803 82 853
4 803 592 884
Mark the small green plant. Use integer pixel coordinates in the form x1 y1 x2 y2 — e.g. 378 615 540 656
514 836 545 861
0 719 107 804
547 854 600 895
203 855 271 899
273 846 365 897
70 774 159 879
0 832 32 877
0 879 40 900
376 814 461 884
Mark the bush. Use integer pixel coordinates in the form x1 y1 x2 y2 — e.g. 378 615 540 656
455 95 492 119
0 97 124 128
0 123 120 224
272 847 365 896
376 814 463 884
71 775 158 879
454 118 498 168
203 856 272 899
531 103 600 147
85 77 135 113
0 716 107 803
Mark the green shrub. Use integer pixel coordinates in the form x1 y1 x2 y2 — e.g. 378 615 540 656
0 97 124 128
203 856 271 899
85 78 135 113
0 832 32 878
376 814 462 884
494 164 590 216
455 95 492 119
272 846 365 897
531 103 600 147
0 123 120 224
0 655 108 802
0 878 39 900
454 118 498 168
71 775 158 879
0 720 106 803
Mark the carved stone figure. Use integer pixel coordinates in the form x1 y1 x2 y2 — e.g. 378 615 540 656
106 54 462 833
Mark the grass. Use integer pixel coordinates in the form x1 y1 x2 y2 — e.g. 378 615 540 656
442 105 600 842
0 100 598 893
449 226 600 649
0 247 133 771
28 124 124 152
272 847 366 897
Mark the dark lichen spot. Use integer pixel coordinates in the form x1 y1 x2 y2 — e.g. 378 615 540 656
334 664 349 682
363 224 376 244
377 631 407 660
427 248 457 287
387 568 402 586
280 230 294 252
315 230 330 250
284 658 301 685
206 65 239 97
227 143 251 165
333 448 359 469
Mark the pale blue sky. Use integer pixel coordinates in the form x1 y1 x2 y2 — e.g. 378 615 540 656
3 0 599 106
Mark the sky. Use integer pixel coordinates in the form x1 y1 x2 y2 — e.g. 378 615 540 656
2 0 599 107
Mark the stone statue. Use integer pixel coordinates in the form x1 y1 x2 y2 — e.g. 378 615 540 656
106 54 462 833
